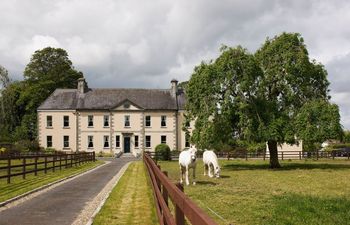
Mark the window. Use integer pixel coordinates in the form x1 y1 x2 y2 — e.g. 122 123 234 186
104 115 109 127
47 136 52 148
135 135 139 148
145 135 151 148
145 115 151 127
63 116 69 127
124 115 130 127
104 135 109 148
63 136 69 148
185 134 190 148
88 115 94 127
88 136 94 148
116 135 120 148
161 115 167 127
47 116 52 127
161 135 167 144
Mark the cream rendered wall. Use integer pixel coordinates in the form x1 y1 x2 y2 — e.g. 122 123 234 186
144 111 176 151
38 110 77 151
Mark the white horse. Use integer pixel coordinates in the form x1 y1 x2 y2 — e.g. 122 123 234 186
179 146 197 185
203 150 220 178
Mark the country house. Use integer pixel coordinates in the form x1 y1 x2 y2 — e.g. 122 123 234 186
37 78 190 156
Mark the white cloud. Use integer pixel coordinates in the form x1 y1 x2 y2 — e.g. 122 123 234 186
0 0 350 128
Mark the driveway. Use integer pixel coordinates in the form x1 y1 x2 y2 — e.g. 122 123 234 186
0 157 137 225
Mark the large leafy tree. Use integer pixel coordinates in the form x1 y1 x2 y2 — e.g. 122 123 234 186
186 33 342 168
16 47 83 140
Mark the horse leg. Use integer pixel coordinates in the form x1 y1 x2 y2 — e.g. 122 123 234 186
185 166 189 185
204 163 207 176
193 165 196 185
180 166 184 184
209 163 213 178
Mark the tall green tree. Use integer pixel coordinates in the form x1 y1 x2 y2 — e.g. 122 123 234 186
17 47 83 140
186 33 342 168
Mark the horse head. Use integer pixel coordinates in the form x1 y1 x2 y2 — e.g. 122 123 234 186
189 146 197 162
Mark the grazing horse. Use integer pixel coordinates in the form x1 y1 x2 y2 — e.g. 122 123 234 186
179 146 197 185
203 150 220 178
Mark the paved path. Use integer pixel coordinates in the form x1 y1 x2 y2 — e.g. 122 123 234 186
0 157 137 225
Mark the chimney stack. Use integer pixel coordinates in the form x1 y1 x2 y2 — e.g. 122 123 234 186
170 79 178 98
77 78 88 94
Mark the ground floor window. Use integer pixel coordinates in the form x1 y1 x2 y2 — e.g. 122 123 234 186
145 135 151 148
135 135 139 148
63 136 69 148
116 135 120 148
104 135 109 148
88 136 93 148
161 135 167 144
47 136 52 148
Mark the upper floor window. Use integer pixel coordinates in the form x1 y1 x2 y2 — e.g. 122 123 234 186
88 115 94 127
116 135 120 148
135 135 139 148
161 115 167 127
145 115 151 127
88 136 94 148
104 135 110 148
145 135 151 148
63 116 69 127
161 135 167 144
124 115 130 127
63 135 69 148
47 116 53 127
47 136 52 148
104 115 109 127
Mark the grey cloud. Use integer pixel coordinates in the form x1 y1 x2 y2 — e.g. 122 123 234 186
0 0 350 128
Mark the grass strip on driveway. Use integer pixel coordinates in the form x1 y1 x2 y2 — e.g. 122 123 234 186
93 161 158 225
0 160 104 203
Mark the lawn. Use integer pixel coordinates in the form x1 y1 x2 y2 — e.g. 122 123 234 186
93 161 158 225
0 160 104 203
158 159 350 225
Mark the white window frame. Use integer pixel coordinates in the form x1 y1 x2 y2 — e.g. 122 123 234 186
103 115 110 127
63 115 69 127
124 115 130 127
145 115 151 127
88 136 94 148
47 136 52 148
116 135 120 148
161 115 167 127
47 116 53 128
161 135 167 144
63 135 69 148
104 135 110 148
88 115 94 127
145 135 151 148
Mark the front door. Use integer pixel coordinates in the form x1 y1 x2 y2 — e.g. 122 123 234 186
124 137 130 153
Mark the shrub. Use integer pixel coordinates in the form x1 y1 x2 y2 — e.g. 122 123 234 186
14 140 40 152
155 144 171 161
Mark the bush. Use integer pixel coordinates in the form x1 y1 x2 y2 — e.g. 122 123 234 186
14 140 40 152
155 144 171 161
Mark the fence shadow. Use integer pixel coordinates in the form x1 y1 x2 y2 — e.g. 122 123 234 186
223 162 350 171
196 180 217 186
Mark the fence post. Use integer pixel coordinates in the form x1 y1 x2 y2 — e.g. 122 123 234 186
93 152 95 162
44 155 47 174
7 156 11 184
263 150 266 161
299 151 301 160
23 157 26 179
65 154 68 168
332 151 335 160
59 155 62 170
34 156 38 176
281 152 284 161
175 183 185 225
156 165 161 191
162 171 169 206
245 152 248 161
316 150 319 160
53 155 56 172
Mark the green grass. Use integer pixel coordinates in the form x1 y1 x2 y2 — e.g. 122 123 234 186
0 160 104 202
93 161 158 225
158 159 350 225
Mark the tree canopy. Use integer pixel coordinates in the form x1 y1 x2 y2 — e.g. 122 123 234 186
185 32 342 168
0 47 83 143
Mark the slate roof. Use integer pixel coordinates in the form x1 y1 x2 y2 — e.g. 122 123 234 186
38 88 186 110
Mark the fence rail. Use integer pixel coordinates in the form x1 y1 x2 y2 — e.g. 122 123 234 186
0 152 95 184
144 153 218 225
146 150 350 161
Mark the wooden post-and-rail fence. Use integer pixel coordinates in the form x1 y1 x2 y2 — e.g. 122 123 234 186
143 153 218 225
0 152 95 184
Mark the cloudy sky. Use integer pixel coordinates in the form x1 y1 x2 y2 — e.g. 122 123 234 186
0 0 350 129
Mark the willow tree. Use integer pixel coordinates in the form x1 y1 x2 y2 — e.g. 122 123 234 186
186 33 341 168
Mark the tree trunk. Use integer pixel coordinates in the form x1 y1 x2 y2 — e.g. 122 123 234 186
268 140 281 168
